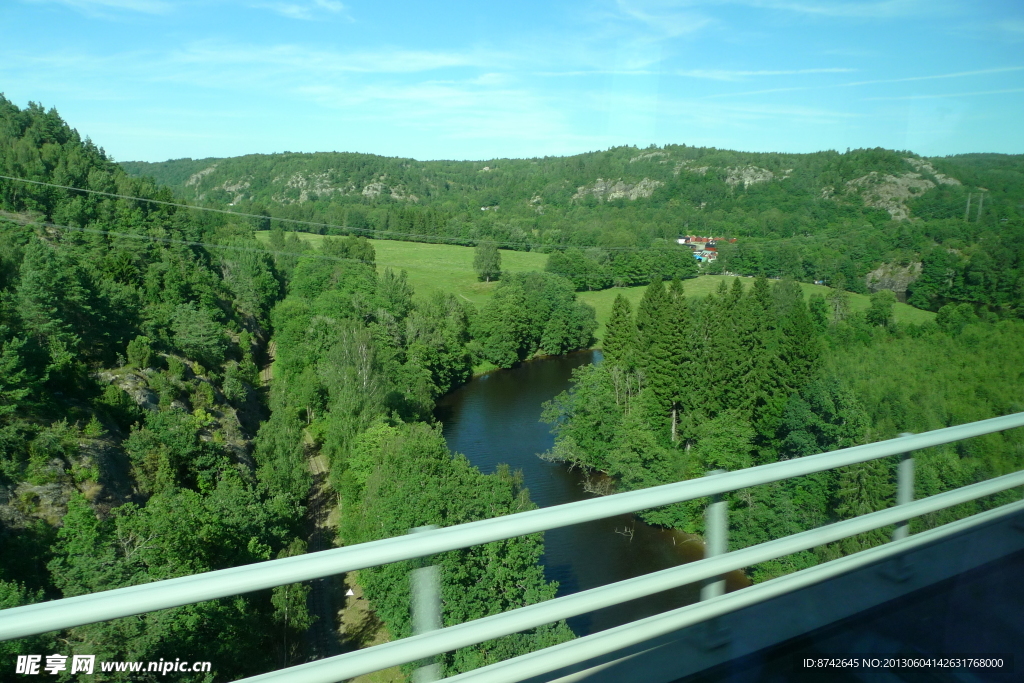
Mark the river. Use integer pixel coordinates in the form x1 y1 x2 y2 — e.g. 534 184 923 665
435 350 747 636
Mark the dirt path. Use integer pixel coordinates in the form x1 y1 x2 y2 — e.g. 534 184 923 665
260 340 276 385
304 450 343 661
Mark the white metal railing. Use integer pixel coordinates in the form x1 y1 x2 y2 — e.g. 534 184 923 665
2 412 1024 683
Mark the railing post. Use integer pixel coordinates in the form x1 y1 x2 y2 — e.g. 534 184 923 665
883 434 915 583
410 526 442 683
700 477 728 601
893 433 915 542
698 470 730 649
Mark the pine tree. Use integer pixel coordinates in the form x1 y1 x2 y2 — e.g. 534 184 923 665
668 276 685 301
727 276 785 457
834 459 893 554
777 296 822 394
635 279 676 440
602 294 637 368
635 278 668 358
664 289 692 442
725 276 744 310
827 276 851 323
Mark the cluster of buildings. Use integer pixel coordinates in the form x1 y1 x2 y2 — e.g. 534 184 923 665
676 235 736 262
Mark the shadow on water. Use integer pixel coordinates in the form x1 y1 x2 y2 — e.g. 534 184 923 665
435 351 748 636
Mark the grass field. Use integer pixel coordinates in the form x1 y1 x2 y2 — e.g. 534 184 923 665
256 231 546 309
578 276 936 341
256 232 935 342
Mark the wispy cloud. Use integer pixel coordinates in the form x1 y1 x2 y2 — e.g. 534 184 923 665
614 0 714 38
720 0 928 19
996 19 1024 37
864 88 1024 100
166 42 494 75
702 66 1024 98
840 66 1024 86
252 0 350 21
676 67 856 80
24 0 171 14
537 67 856 80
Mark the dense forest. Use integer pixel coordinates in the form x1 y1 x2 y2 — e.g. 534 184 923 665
542 277 1024 581
0 97 591 679
123 145 1024 317
4 92 1024 681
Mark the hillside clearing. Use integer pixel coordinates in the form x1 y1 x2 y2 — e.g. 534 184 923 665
255 232 935 342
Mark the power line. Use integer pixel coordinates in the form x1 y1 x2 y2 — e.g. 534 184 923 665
0 173 897 255
0 174 649 252
2 215 377 268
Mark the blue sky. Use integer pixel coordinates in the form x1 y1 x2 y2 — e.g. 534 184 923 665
2 0 1022 162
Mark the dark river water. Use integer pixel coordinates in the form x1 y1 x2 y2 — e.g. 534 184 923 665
435 350 748 636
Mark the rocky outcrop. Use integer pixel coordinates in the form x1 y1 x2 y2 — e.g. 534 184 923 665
845 158 962 221
97 369 159 412
185 164 218 187
572 177 663 202
725 166 779 189
846 172 935 221
903 158 961 186
865 262 922 298
360 180 418 202
629 151 668 163
674 160 709 176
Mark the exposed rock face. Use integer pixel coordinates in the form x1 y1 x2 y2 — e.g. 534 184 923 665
674 160 709 176
725 166 778 189
97 370 159 412
282 172 347 203
222 180 251 205
361 181 386 198
845 172 935 221
845 158 962 221
188 167 422 205
903 158 961 186
572 177 663 202
629 151 668 163
360 181 418 202
865 262 922 298
185 164 218 187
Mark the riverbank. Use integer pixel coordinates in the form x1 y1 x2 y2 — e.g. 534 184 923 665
437 350 749 636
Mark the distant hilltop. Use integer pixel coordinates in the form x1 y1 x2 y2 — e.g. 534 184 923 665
120 146 1023 229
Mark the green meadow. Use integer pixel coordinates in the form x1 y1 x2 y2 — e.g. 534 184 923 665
256 232 935 343
578 276 935 341
256 231 547 308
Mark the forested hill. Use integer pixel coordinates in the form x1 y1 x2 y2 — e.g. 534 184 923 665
1 95 588 679
120 148 1024 237
122 147 1024 318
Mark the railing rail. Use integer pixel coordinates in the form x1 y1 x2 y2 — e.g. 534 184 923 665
237 470 1024 683
3 411 1024 682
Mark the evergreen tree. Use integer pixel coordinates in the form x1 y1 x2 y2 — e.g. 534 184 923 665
664 287 692 442
635 277 669 359
834 459 893 554
827 276 851 323
635 279 676 438
602 294 636 368
808 294 829 332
